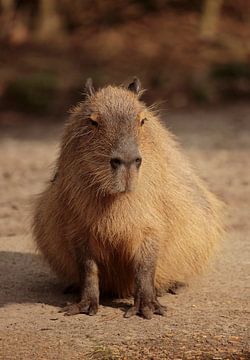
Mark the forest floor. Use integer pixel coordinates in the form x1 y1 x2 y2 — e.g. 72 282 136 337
0 104 249 359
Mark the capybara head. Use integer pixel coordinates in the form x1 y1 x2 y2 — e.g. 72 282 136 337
66 78 149 196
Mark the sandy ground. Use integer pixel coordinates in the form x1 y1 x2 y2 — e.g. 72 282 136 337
0 104 249 359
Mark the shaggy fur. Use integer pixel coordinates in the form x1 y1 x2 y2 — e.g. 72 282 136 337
33 81 223 304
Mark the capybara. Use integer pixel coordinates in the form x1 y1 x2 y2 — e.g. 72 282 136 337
33 78 223 319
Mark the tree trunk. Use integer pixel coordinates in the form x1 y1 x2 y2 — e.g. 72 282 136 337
200 0 224 41
0 0 15 39
36 0 64 41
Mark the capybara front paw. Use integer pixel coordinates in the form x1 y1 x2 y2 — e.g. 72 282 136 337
124 297 166 320
59 298 98 316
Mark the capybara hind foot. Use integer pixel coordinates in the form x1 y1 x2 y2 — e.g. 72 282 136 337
167 281 185 295
60 298 98 316
156 281 186 296
125 296 166 319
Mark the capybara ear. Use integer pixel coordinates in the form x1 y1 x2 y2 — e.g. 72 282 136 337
84 78 95 97
128 77 141 95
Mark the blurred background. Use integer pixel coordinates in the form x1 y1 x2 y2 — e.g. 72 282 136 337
0 0 250 114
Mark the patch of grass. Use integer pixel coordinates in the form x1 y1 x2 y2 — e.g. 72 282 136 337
191 83 211 104
210 62 250 100
4 71 58 114
149 72 170 89
211 62 250 80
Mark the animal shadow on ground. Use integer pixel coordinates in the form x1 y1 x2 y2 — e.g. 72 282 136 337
0 251 130 313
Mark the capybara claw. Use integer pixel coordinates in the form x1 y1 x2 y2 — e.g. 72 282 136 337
124 306 137 318
59 300 98 316
124 300 166 319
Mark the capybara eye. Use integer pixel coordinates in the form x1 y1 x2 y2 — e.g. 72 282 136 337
89 119 98 127
140 118 146 126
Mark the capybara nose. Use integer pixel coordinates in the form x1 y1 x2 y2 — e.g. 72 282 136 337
110 156 142 170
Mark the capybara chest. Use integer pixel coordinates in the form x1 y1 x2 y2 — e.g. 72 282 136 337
90 236 135 297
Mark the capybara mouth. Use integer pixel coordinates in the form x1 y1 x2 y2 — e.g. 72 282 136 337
108 180 137 195
106 171 138 195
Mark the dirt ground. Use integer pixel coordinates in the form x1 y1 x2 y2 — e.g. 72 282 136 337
0 104 249 359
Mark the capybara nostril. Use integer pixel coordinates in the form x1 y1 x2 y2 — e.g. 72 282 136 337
110 157 122 170
110 156 142 170
134 157 142 169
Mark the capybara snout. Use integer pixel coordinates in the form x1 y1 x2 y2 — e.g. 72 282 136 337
108 130 142 192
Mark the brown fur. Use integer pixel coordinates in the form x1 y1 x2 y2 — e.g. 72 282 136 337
33 80 223 314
